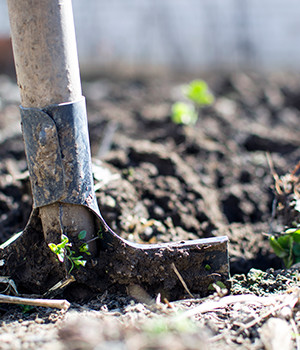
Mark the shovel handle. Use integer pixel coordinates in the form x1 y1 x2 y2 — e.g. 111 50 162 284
7 0 97 253
7 0 82 108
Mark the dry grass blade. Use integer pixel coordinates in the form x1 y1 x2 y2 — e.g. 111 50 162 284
43 275 75 298
171 262 194 298
239 301 295 332
0 276 18 295
266 152 281 192
181 292 299 320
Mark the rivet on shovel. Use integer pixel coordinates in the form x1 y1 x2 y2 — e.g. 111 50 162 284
0 0 230 300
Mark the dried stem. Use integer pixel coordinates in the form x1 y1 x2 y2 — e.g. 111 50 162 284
171 263 194 298
0 294 70 310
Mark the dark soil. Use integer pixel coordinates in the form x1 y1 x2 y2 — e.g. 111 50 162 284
0 71 299 349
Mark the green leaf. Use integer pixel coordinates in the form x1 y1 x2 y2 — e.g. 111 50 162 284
281 235 293 268
48 242 65 262
291 231 300 244
57 234 69 249
269 236 288 258
98 229 104 240
205 264 211 271
277 234 293 249
48 243 58 254
73 259 86 268
208 281 227 291
20 305 35 314
57 252 65 263
72 255 84 261
79 243 91 255
78 230 87 240
215 281 227 289
183 80 214 106
294 256 300 264
284 228 300 234
283 255 294 268
292 243 300 257
171 102 198 125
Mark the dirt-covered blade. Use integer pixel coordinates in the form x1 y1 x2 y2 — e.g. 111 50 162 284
0 210 230 300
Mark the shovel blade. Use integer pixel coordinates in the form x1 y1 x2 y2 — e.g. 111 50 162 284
0 211 230 300
76 229 230 300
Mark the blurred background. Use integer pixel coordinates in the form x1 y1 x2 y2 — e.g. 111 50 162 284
0 0 300 76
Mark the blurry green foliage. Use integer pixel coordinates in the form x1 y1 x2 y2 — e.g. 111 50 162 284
269 228 300 268
171 79 214 126
171 102 197 125
183 79 214 106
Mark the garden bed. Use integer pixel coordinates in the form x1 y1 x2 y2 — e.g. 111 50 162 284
0 71 299 349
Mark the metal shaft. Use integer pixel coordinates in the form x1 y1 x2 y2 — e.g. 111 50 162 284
7 0 96 251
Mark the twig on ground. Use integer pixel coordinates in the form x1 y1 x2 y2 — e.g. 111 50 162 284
0 276 18 295
171 262 194 298
238 292 299 332
0 294 70 310
43 275 75 298
182 294 272 319
181 292 299 320
266 152 280 189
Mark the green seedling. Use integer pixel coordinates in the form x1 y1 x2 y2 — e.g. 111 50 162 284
208 281 227 291
183 79 214 106
98 227 104 240
20 304 35 314
172 102 197 126
204 264 211 271
48 231 90 273
79 243 90 255
171 80 214 125
78 230 87 240
269 228 300 268
48 234 69 263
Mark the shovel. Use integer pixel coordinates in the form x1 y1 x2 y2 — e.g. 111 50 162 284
0 0 229 300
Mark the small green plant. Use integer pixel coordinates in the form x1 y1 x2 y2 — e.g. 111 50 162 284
172 102 197 126
204 264 211 271
20 304 35 314
171 79 214 126
48 230 90 273
183 79 214 106
269 228 300 268
208 281 227 291
97 226 104 240
78 230 87 240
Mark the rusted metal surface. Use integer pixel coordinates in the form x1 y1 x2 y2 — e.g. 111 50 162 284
21 98 98 213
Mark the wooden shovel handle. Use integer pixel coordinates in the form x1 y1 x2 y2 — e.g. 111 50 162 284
7 0 97 254
7 0 82 108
